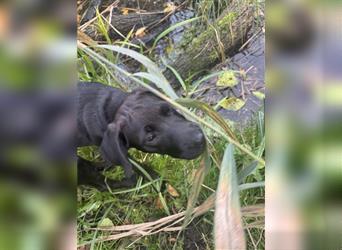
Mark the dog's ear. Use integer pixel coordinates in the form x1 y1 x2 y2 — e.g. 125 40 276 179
100 123 134 179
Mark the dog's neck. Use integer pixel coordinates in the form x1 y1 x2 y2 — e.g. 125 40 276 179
102 90 129 125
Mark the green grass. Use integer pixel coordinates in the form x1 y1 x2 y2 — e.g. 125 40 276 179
77 109 264 249
77 0 264 248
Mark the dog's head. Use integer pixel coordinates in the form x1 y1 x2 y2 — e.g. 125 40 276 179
100 89 206 167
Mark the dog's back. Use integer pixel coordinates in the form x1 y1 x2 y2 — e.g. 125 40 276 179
77 82 128 146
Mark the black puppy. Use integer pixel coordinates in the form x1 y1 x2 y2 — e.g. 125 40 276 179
77 82 206 190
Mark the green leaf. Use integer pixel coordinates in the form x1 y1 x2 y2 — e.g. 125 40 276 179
98 218 114 228
218 97 245 111
253 91 265 100
214 144 246 249
216 71 238 87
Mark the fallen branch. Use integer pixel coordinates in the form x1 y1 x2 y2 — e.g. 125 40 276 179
163 3 255 87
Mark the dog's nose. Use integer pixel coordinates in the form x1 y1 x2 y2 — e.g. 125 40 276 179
194 131 205 144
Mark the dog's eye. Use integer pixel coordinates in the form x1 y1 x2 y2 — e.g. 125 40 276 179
145 125 154 132
146 133 155 142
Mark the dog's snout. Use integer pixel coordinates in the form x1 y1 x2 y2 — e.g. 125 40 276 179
194 131 205 144
188 123 205 144
190 123 199 128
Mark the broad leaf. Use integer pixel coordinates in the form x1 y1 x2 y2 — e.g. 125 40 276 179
216 71 238 87
218 97 245 111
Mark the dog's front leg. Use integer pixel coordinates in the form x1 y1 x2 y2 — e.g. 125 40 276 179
77 157 136 191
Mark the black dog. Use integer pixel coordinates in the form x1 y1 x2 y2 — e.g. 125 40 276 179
77 82 206 190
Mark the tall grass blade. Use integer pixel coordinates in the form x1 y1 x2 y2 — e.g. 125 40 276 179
177 98 237 141
95 9 111 44
182 147 211 228
238 161 258 184
90 204 113 250
161 57 187 91
109 179 160 195
214 144 246 250
78 48 120 87
133 72 171 92
257 135 265 158
114 41 141 49
158 192 170 215
152 17 200 50
239 181 265 191
114 29 135 63
97 45 178 99
258 110 265 138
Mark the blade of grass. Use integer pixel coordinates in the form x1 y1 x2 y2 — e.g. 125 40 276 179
238 161 258 184
95 9 112 44
239 181 265 191
78 49 120 87
182 148 211 228
158 192 170 215
97 45 178 99
129 158 160 194
90 204 113 250
109 179 160 195
114 29 135 63
214 144 246 250
257 136 265 158
258 110 264 138
177 98 237 141
129 159 154 183
161 57 187 91
133 72 171 93
151 17 200 51
114 40 141 49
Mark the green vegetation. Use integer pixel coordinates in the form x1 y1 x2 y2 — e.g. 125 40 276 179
77 0 265 248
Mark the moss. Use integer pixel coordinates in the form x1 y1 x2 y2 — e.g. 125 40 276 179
173 11 239 72
218 12 238 27
188 11 238 63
